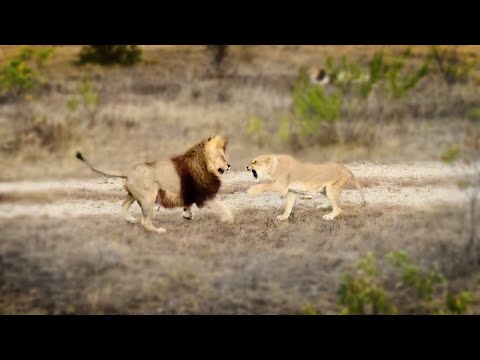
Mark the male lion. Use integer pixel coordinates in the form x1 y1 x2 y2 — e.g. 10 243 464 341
246 154 365 221
76 135 234 233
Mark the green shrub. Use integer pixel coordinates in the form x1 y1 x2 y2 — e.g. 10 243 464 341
337 251 473 315
441 145 461 164
386 250 446 301
337 253 393 315
325 48 430 100
277 114 291 143
292 66 342 138
0 46 53 97
446 291 474 314
465 107 480 121
429 46 477 86
67 79 100 127
78 45 142 66
300 304 318 315
386 47 431 99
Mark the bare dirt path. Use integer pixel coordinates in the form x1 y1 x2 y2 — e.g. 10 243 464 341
0 162 476 219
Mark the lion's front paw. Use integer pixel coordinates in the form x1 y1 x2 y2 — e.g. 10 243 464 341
126 217 138 224
221 215 234 224
276 214 289 221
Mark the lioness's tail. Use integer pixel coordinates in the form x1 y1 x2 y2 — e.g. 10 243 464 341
76 152 126 179
350 172 366 207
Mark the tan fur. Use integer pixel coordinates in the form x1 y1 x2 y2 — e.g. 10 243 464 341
246 154 365 221
78 136 233 234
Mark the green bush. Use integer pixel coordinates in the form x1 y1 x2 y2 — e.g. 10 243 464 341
337 251 473 315
78 45 142 66
386 47 431 99
337 253 393 315
67 79 100 127
325 48 430 99
441 145 461 164
291 66 342 138
0 46 53 97
465 107 480 121
429 46 477 86
386 250 446 301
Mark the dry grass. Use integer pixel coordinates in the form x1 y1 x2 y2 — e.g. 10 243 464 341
1 204 479 314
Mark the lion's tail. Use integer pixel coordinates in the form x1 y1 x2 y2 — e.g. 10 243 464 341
76 152 127 179
349 172 366 207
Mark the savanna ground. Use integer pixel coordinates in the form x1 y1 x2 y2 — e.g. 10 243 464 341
1 45 480 314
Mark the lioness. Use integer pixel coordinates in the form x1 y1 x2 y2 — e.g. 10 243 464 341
76 135 234 233
246 154 365 221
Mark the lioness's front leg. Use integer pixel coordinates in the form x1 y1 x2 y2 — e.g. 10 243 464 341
206 198 234 223
277 192 296 221
247 181 289 196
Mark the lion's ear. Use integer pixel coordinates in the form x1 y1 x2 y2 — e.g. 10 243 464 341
209 135 227 149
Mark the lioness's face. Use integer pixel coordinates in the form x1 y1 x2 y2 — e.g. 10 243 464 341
246 155 273 179
205 136 231 175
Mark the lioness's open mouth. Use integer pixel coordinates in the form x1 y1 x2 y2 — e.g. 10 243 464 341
252 169 258 179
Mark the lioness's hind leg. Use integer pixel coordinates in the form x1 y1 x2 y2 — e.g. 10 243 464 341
122 192 138 224
323 186 342 221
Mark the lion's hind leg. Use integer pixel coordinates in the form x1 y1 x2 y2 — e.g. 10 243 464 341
133 190 166 234
122 192 138 224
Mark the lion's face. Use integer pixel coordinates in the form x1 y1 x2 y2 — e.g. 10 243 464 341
246 155 274 179
205 136 231 176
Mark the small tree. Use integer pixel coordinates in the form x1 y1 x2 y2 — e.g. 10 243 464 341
206 45 229 77
78 45 142 66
